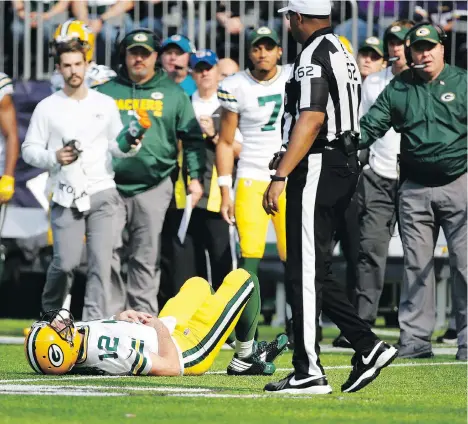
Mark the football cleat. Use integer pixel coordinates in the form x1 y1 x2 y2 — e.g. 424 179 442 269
341 340 398 393
256 334 289 363
227 353 276 376
264 372 333 394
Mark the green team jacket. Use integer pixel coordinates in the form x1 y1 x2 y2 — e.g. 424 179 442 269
95 68 205 196
360 64 467 186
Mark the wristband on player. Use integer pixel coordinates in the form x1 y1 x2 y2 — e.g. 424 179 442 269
217 175 233 187
270 175 287 182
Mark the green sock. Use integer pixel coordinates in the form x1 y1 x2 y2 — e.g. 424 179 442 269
235 271 261 342
241 257 261 276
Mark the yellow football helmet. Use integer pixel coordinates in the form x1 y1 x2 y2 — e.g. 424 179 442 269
24 309 81 375
52 20 95 62
339 35 355 55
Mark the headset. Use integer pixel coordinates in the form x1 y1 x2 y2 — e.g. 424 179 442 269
382 20 415 62
404 21 447 68
117 28 161 66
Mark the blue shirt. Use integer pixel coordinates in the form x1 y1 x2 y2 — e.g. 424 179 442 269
179 75 197 97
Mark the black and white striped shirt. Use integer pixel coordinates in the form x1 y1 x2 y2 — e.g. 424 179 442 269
282 27 361 149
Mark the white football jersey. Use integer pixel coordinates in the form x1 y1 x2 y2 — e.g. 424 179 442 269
50 62 116 91
218 65 292 181
74 319 158 376
0 73 13 175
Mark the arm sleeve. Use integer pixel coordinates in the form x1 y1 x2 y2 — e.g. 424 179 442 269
0 74 13 102
217 79 240 114
359 84 394 149
21 102 58 170
297 58 329 113
177 93 205 179
126 339 153 376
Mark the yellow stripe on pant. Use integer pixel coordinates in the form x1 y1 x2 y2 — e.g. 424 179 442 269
159 269 254 375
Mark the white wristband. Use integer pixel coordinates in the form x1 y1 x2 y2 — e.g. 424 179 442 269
217 175 233 187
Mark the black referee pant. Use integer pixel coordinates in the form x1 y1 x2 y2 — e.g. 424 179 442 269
286 149 379 377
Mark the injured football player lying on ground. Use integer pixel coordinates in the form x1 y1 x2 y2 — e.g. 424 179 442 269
25 269 288 376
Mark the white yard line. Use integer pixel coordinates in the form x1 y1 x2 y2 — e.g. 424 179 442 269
206 362 466 375
0 337 458 356
0 361 464 384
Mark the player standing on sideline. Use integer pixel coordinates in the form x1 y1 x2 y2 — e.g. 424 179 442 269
0 73 19 205
50 20 116 90
216 26 292 310
263 0 397 394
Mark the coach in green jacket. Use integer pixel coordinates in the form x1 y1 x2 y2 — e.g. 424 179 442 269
96 30 205 316
360 23 467 361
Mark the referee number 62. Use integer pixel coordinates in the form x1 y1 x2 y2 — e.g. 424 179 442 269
347 63 358 82
295 64 321 80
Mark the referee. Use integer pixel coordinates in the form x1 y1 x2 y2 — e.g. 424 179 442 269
263 0 397 394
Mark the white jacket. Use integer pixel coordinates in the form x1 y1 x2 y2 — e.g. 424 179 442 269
22 89 138 210
360 68 400 180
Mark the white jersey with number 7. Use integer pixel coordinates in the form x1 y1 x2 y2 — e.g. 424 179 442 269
218 64 293 182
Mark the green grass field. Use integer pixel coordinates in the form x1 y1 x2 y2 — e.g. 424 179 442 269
0 320 466 424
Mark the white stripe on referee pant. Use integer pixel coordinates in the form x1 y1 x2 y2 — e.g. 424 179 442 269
302 153 323 377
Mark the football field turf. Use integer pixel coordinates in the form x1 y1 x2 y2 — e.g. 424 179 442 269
0 321 466 424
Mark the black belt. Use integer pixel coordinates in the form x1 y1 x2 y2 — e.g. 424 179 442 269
309 131 359 156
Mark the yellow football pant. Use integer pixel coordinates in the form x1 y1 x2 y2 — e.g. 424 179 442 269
159 269 255 375
235 178 287 261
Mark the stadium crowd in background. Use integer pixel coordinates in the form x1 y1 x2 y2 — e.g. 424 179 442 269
3 0 468 76
0 1 466 368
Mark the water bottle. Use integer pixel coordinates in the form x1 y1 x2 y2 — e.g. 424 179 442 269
117 109 151 153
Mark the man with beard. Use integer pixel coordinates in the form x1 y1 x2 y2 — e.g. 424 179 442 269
95 30 205 317
22 41 140 320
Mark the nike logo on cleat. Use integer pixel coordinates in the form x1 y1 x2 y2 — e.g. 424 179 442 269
362 341 383 365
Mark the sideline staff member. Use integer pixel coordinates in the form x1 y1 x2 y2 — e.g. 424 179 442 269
360 23 467 361
263 0 397 394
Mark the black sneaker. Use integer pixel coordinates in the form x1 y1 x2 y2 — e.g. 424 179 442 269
436 329 457 345
256 334 289 363
264 372 333 395
332 333 352 348
341 341 398 393
227 353 276 376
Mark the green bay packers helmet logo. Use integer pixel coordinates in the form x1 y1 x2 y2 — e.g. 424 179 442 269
366 36 380 45
128 120 140 137
257 27 272 35
133 33 148 42
441 92 455 102
390 25 401 33
48 344 64 367
416 27 431 37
